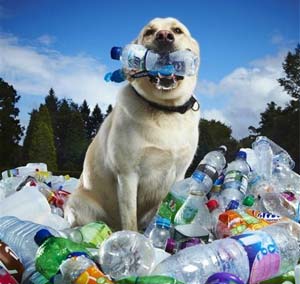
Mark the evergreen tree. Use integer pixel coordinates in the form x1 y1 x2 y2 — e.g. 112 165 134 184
0 78 24 168
56 99 88 171
23 105 57 171
105 104 113 118
45 88 59 148
79 100 91 139
278 44 300 100
247 46 300 172
90 104 104 138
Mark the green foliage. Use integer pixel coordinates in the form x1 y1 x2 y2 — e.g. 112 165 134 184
89 104 104 138
248 45 300 173
278 44 300 100
56 99 88 171
0 78 24 167
23 105 57 171
105 104 113 118
80 100 91 140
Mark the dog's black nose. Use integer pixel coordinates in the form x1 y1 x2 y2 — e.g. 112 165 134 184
155 30 175 44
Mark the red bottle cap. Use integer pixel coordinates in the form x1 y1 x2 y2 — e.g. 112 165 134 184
206 199 219 212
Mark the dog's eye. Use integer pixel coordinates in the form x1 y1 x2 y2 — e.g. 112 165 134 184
144 29 156 37
173 27 183 34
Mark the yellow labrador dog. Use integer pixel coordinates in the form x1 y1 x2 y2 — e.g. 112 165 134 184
65 17 200 231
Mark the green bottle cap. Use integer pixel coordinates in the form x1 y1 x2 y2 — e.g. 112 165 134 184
242 195 255 207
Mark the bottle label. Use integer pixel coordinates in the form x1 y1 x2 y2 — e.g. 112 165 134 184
196 164 218 182
222 170 248 195
231 231 280 283
75 265 113 284
158 192 185 223
80 223 112 248
174 205 198 225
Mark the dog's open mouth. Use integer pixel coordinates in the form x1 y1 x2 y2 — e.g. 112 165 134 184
150 74 179 90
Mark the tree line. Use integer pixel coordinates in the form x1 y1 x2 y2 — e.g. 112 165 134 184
0 45 299 176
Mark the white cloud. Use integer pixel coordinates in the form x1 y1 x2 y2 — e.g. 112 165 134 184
0 33 120 112
271 33 284 45
197 50 291 139
201 109 229 125
36 34 56 46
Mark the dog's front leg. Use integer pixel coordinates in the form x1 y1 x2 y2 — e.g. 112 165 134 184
117 172 139 231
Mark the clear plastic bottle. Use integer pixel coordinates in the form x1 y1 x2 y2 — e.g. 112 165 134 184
99 230 155 280
174 185 210 228
272 163 300 194
220 151 250 209
261 191 298 220
0 216 58 282
206 199 223 237
152 221 300 284
59 221 112 248
157 146 227 223
152 237 250 284
149 217 171 249
111 44 149 70
53 254 113 284
252 136 273 181
110 44 199 77
252 136 295 170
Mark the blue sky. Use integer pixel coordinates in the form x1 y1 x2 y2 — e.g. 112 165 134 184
0 0 298 138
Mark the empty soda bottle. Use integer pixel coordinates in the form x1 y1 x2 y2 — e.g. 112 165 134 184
152 221 300 284
220 151 250 209
0 216 58 282
34 229 91 281
106 44 199 82
59 221 112 248
149 217 171 249
174 186 211 228
252 136 273 181
158 146 227 223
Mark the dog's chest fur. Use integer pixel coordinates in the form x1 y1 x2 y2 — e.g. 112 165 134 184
110 88 200 222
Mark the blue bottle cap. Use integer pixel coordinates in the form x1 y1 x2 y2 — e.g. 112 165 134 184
156 217 171 229
236 151 247 160
226 200 240 211
105 69 126 83
34 229 53 246
110 47 123 60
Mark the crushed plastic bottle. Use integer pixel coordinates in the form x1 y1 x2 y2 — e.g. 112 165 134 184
99 230 155 280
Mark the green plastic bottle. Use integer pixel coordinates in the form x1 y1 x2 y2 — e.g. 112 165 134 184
116 275 185 284
61 221 112 248
34 229 91 281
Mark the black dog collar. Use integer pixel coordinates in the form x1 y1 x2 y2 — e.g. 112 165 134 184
132 87 199 114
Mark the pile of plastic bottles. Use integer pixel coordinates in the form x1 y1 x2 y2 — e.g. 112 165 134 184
0 136 300 284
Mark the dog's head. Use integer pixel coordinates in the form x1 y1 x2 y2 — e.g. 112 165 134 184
130 17 200 103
